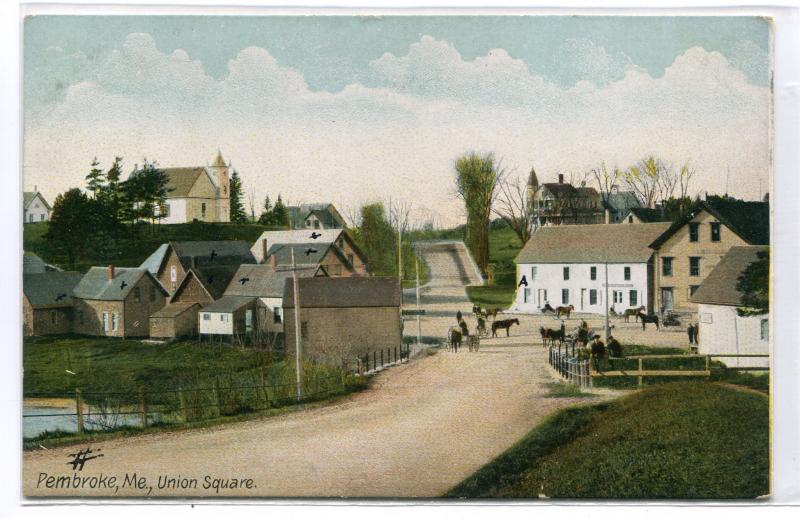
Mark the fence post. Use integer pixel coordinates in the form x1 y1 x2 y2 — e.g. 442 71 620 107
638 358 644 388
380 349 384 368
373 351 377 371
75 388 84 435
139 389 148 428
214 377 222 417
179 388 188 423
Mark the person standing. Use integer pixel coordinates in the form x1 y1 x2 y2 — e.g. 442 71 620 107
694 323 700 345
687 323 695 345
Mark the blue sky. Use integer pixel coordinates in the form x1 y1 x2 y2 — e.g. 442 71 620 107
23 15 772 226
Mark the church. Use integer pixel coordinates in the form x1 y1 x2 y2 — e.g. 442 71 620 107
141 150 232 224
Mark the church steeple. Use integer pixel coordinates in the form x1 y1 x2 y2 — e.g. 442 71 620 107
527 166 539 189
212 149 226 168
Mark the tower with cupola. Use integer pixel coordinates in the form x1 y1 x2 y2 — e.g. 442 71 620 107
208 149 231 222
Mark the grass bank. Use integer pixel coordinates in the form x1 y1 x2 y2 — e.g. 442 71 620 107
446 381 769 499
466 226 523 309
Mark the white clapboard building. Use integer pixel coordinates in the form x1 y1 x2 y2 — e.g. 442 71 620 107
690 246 769 369
512 223 670 315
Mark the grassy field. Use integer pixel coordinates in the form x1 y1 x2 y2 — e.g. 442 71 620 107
446 381 769 499
466 225 523 309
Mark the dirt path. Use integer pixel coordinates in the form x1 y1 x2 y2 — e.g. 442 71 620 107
23 343 615 498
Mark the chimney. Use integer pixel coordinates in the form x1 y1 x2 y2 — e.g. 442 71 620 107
261 238 268 263
107 265 115 280
269 253 277 269
604 208 611 225
558 173 564 184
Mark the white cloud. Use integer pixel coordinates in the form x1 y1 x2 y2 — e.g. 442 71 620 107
24 34 771 227
551 38 637 87
727 39 770 85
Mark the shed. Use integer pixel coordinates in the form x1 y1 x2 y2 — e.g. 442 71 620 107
150 302 201 339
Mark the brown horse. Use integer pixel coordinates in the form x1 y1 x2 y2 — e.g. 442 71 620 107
448 327 463 352
540 325 565 346
623 306 646 322
483 308 499 320
556 304 575 319
492 318 520 337
637 312 660 330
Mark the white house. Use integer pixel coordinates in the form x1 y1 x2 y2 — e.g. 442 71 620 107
512 222 670 315
690 246 769 369
24 190 51 223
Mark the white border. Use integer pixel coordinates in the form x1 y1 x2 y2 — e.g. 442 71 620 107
2 0 799 516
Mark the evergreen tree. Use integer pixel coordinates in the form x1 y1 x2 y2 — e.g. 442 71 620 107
736 250 769 316
271 195 290 228
356 203 396 276
258 195 274 225
229 170 247 223
85 157 105 198
45 188 93 268
99 156 124 224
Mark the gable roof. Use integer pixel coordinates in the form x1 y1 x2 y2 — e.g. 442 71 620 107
250 229 346 262
224 264 320 299
287 203 346 229
201 295 257 313
605 191 641 212
23 253 48 274
650 199 770 248
130 166 216 198
24 191 51 211
515 222 671 264
74 267 166 301
626 207 672 223
151 302 200 319
283 276 401 309
171 264 241 302
140 241 256 275
23 272 83 308
691 246 769 306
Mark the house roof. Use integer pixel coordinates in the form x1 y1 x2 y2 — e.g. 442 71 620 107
73 267 165 301
171 264 242 302
287 203 346 229
23 272 83 308
23 191 51 210
605 191 641 212
691 246 769 306
515 222 672 264
250 229 345 263
23 253 48 274
283 276 401 309
650 199 770 248
627 207 672 223
151 302 200 318
266 243 337 268
224 264 318 299
140 241 256 275
201 295 257 313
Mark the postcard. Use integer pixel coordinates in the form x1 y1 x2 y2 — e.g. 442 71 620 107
20 10 773 500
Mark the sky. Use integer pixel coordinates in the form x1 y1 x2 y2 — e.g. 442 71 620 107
23 15 772 227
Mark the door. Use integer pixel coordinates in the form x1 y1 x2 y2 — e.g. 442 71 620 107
245 309 253 332
660 288 674 312
580 288 586 310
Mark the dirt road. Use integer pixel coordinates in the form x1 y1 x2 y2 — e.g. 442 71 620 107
23 343 609 498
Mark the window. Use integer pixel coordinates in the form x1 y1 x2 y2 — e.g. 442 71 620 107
761 319 769 341
662 257 673 276
563 267 570 280
201 203 207 218
150 286 156 302
28 214 33 223
710 222 721 242
347 253 354 266
590 266 596 281
203 313 211 321
689 285 700 297
613 291 623 304
523 288 530 303
170 266 177 282
531 266 538 280
102 312 110 332
273 308 282 324
220 314 229 322
111 312 118 332
314 220 320 229
624 266 631 281
301 321 309 339
689 222 699 242
689 257 701 276
50 311 57 324
561 289 569 304
628 215 633 223
40 214 45 221
589 289 597 305
629 290 638 306
134 287 141 303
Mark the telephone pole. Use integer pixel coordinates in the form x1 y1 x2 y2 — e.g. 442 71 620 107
604 262 610 343
415 256 422 348
291 248 303 404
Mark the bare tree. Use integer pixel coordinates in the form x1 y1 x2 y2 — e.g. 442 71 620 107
493 173 534 243
387 198 414 280
677 161 697 212
624 156 667 208
247 188 257 222
455 152 503 272
590 162 623 206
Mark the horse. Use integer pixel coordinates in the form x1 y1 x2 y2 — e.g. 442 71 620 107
448 327 463 352
541 303 556 314
484 308 499 320
589 339 608 372
541 325 565 346
637 312 660 330
492 318 520 337
556 304 575 319
472 305 482 316
623 306 646 322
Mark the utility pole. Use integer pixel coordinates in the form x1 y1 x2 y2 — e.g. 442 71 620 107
291 248 302 404
397 225 403 283
415 256 422 348
604 262 610 343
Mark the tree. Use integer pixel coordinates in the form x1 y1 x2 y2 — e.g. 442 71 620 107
590 161 623 207
119 159 172 233
45 188 93 268
271 195 290 228
677 162 697 214
258 196 274 225
99 156 124 224
85 157 105 198
357 203 396 276
736 250 769 316
493 174 534 243
229 170 247 223
624 156 679 209
455 152 502 273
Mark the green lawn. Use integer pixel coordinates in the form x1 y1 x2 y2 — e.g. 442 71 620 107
446 381 769 499
465 226 523 309
466 285 516 308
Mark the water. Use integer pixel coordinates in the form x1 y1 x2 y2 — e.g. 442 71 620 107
22 405 151 440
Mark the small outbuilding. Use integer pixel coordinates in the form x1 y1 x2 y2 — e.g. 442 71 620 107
149 302 201 339
23 271 83 335
690 246 769 369
198 295 265 345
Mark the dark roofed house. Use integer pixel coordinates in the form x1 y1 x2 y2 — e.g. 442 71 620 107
73 266 168 338
623 207 673 224
198 295 264 346
287 203 346 230
527 173 605 227
23 252 59 274
23 272 83 335
140 240 256 294
250 229 368 277
690 246 770 368
283 277 402 365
